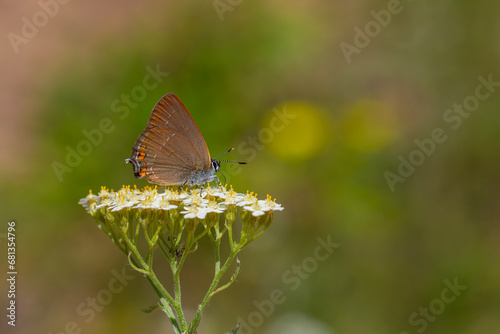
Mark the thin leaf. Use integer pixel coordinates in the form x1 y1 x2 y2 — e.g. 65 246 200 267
225 322 241 334
210 258 241 297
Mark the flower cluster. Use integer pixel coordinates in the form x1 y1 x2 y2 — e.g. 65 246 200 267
79 185 283 256
79 185 283 218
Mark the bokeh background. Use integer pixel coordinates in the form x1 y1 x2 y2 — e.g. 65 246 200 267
1 0 500 333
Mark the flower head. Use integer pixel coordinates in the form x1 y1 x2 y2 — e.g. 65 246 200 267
258 194 284 212
237 191 257 207
133 193 157 210
180 205 208 219
206 198 226 214
243 200 267 217
78 190 99 214
183 189 208 206
108 187 139 212
220 185 244 206
163 189 188 202
95 195 114 210
203 185 228 199
157 195 178 211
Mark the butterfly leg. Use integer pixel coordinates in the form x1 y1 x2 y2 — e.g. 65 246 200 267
178 180 188 192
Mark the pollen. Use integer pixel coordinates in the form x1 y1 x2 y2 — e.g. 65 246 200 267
265 194 276 204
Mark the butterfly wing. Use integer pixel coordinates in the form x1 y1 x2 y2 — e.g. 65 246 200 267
126 93 212 185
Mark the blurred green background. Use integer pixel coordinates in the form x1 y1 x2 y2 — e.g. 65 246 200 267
1 0 499 333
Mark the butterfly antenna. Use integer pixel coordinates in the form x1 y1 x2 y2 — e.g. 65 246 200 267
213 147 247 164
218 159 247 165
213 147 236 159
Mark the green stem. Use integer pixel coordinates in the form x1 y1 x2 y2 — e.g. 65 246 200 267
148 265 187 332
187 247 241 333
158 234 173 261
169 230 192 331
117 227 184 332
159 298 182 334
210 258 240 297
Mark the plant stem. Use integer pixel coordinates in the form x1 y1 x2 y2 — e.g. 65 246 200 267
187 247 240 333
170 236 190 331
118 227 186 332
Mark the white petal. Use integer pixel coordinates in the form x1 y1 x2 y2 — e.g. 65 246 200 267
243 205 255 211
252 210 265 217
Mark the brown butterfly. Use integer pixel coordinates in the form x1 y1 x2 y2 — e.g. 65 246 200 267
126 93 246 186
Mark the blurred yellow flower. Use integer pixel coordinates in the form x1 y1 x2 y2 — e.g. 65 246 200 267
340 99 399 153
265 102 331 162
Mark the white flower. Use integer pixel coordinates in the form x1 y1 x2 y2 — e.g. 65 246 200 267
157 196 178 211
258 195 284 212
95 196 114 210
243 200 266 217
110 201 137 212
163 189 188 202
183 190 208 206
140 186 158 199
133 194 158 210
109 191 140 211
161 188 173 198
180 205 208 219
220 187 244 206
237 191 257 207
98 187 114 199
205 199 226 214
78 193 99 214
203 185 227 198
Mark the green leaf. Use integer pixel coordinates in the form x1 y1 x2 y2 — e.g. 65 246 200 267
225 322 241 334
141 303 159 313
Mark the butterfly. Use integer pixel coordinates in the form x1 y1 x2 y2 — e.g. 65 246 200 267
126 93 246 186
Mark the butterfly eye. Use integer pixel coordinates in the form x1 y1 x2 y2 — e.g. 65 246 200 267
212 160 221 172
